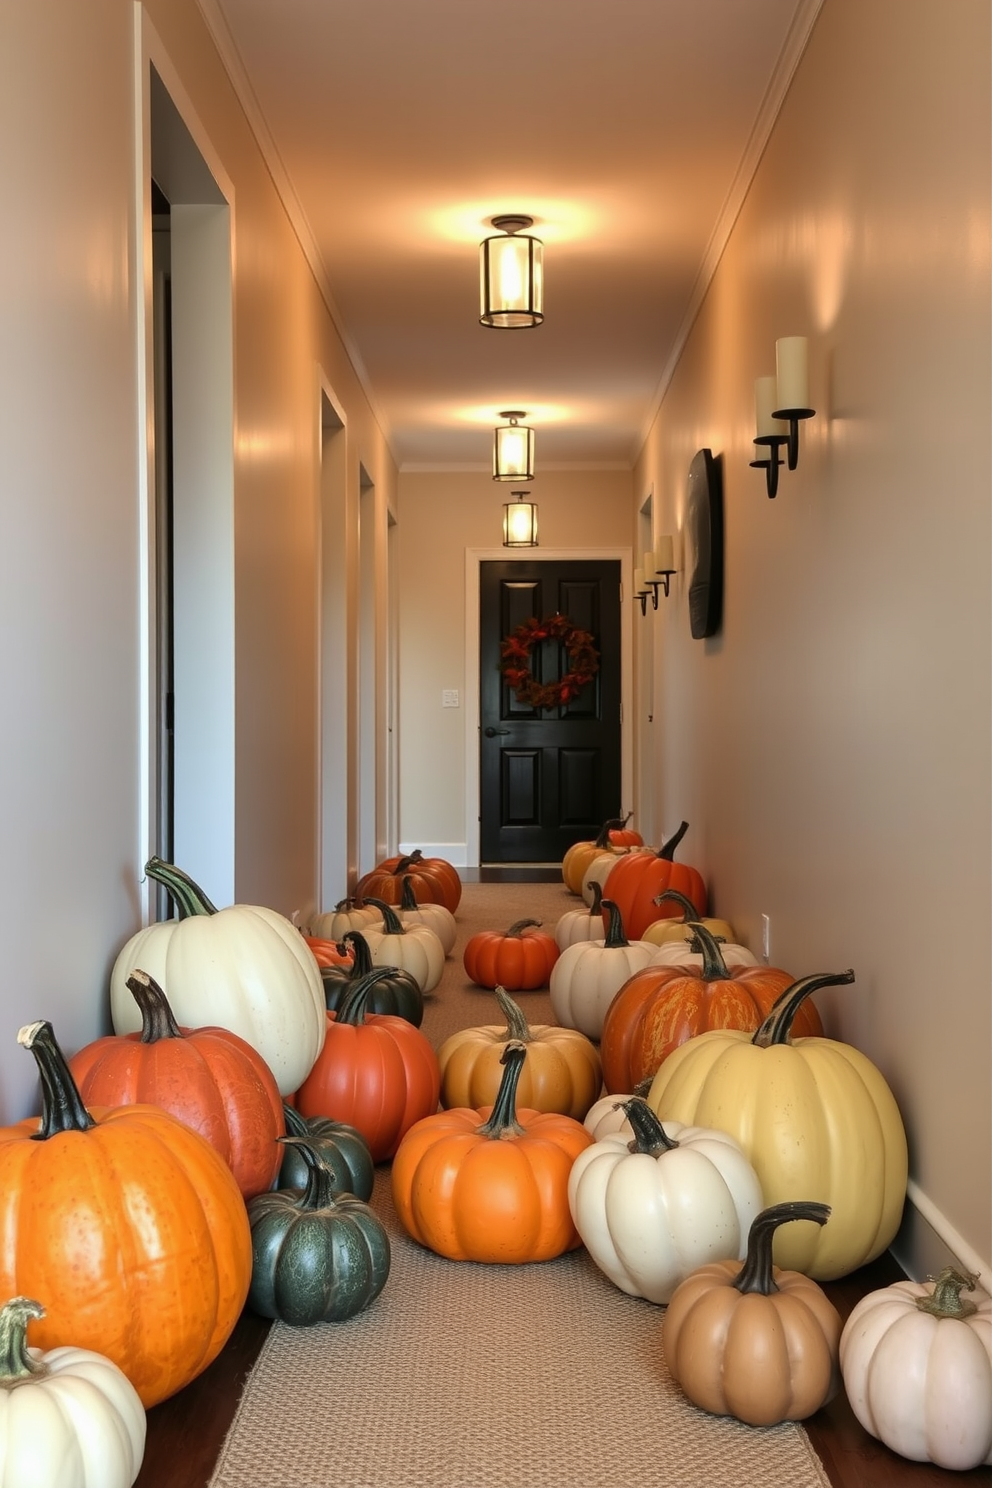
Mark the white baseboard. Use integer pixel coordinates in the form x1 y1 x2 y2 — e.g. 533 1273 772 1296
398 842 469 868
892 1179 990 1297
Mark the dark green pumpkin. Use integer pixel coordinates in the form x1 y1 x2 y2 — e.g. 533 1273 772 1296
320 931 425 1027
276 1102 375 1201
248 1137 390 1325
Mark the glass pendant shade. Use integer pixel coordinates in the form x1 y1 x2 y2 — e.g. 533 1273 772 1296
480 217 544 328
503 498 539 547
493 412 535 481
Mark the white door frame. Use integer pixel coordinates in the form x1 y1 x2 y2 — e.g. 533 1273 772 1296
463 546 633 868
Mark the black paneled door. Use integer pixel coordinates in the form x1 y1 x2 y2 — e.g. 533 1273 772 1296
480 559 622 862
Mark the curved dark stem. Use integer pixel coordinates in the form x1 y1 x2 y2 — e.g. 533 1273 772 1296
505 918 542 937
684 922 733 982
752 970 856 1047
277 1136 336 1210
17 1021 96 1137
734 1202 831 1295
652 887 698 922
400 876 421 911
335 967 408 1026
595 817 626 848
477 1042 527 1139
601 899 630 948
658 821 689 862
282 1102 309 1139
341 931 375 978
618 1097 680 1157
127 968 184 1042
364 898 405 935
585 880 604 916
143 856 219 918
494 986 531 1042
0 1297 48 1381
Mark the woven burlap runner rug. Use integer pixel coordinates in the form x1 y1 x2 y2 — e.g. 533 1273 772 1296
209 879 831 1488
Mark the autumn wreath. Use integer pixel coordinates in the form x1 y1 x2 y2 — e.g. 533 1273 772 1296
499 613 600 711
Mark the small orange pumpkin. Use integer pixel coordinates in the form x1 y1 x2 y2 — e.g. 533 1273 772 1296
463 918 560 990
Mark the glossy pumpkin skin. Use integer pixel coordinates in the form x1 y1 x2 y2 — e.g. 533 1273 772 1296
276 1102 374 1201
549 900 656 1040
600 821 707 939
392 1043 593 1263
0 1021 252 1408
648 972 909 1279
437 986 602 1120
839 1267 992 1470
360 900 445 993
640 889 736 949
463 919 560 990
109 857 326 1097
248 1140 390 1325
663 1202 842 1426
0 1296 147 1488
395 875 457 955
356 849 461 913
69 969 285 1199
295 969 441 1162
320 931 424 1027
600 927 822 1094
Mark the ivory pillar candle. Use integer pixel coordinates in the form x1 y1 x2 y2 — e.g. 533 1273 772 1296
755 376 786 439
775 336 810 412
650 537 674 575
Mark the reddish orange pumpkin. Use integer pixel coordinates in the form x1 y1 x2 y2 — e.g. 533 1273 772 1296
601 820 707 938
600 924 824 1093
391 1042 593 1262
295 967 441 1161
463 917 560 990
303 934 354 969
355 848 461 912
69 968 284 1199
0 1019 252 1407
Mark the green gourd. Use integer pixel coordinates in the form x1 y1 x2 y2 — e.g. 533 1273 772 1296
276 1103 375 1201
320 931 425 1026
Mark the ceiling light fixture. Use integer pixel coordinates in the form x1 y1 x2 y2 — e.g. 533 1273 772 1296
480 215 544 329
493 411 535 481
503 493 539 547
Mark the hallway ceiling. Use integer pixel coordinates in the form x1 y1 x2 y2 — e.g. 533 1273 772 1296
201 0 820 470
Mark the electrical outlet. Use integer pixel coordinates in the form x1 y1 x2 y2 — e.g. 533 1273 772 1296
761 913 771 964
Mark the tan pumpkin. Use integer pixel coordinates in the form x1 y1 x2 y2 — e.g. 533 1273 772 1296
309 898 382 940
562 819 630 896
437 987 602 1121
640 888 737 949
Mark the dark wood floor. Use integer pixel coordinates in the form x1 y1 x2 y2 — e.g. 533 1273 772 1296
134 867 989 1488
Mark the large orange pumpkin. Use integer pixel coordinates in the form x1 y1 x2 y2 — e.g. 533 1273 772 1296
295 967 441 1161
600 820 707 938
355 849 461 912
0 1020 252 1407
391 1042 593 1263
600 924 823 1093
69 968 285 1199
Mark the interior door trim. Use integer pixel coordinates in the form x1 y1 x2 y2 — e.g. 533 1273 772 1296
464 547 633 867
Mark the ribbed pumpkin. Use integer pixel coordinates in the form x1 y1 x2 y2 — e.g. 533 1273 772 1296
69 968 285 1199
391 1042 593 1263
320 931 424 1026
639 888 737 950
437 986 602 1120
562 819 633 895
600 924 822 1093
394 875 457 955
0 1020 252 1407
355 849 461 912
360 899 445 993
303 935 354 969
599 821 707 938
277 1101 375 1201
463 918 560 991
295 968 441 1162
308 898 382 941
549 899 656 1040
555 880 608 950
648 971 909 1279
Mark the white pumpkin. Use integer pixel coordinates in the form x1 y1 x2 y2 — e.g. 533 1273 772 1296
550 899 655 1040
110 857 325 1096
361 898 445 993
309 898 382 940
583 1092 637 1140
568 1096 763 1304
554 881 608 951
0 1296 146 1488
648 940 758 969
839 1267 992 1470
393 876 457 955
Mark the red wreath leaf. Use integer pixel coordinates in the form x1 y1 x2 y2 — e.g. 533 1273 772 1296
498 613 600 712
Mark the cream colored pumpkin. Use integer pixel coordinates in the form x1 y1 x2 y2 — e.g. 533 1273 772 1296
309 899 382 940
550 900 656 1040
361 898 445 992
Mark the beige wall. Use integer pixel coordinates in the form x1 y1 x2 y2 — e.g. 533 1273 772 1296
634 0 991 1280
396 469 634 853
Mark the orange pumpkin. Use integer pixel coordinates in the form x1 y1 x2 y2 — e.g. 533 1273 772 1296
562 818 631 895
0 1020 252 1407
600 924 823 1093
463 917 560 990
69 968 285 1199
355 849 461 912
391 1042 593 1263
600 820 707 938
303 934 355 969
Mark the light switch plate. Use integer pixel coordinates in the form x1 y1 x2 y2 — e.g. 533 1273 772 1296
442 689 459 708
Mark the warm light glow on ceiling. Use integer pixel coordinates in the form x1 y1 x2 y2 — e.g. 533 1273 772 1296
429 200 598 247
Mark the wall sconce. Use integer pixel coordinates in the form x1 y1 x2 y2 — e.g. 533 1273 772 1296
634 538 676 613
493 411 535 481
503 493 539 547
480 216 544 328
750 336 816 497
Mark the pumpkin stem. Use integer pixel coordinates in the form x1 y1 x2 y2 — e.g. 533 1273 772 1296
658 821 690 862
0 1297 48 1384
752 971 856 1047
282 1102 309 1139
363 898 406 935
477 1041 528 1140
17 1020 96 1137
399 876 422 912
126 968 184 1043
143 855 219 918
340 931 375 979
652 887 698 922
334 967 407 1026
395 850 424 874
681 921 734 981
277 1136 339 1211
915 1267 980 1320
505 919 543 938
618 1097 680 1157
601 900 630 948
584 880 604 916
734 1202 831 1296
494 986 532 1042
632 1074 655 1098
594 817 627 848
